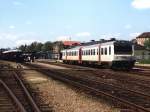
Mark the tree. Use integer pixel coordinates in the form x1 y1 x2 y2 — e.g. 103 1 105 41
144 38 150 49
18 44 27 52
18 42 43 52
41 41 53 52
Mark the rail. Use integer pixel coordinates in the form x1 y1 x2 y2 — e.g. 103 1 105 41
25 63 150 112
0 79 27 112
13 71 41 112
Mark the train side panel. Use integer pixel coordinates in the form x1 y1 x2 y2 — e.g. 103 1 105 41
81 45 99 62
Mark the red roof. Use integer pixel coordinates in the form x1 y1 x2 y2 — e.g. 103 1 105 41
62 41 81 46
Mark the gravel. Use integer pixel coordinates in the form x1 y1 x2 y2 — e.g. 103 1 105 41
22 67 120 112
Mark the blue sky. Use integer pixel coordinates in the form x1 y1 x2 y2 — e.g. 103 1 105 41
0 0 150 48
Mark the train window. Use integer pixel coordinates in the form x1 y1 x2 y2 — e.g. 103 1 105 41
101 48 103 55
114 42 132 54
105 48 107 55
97 49 98 55
109 46 111 55
93 49 95 55
91 49 93 55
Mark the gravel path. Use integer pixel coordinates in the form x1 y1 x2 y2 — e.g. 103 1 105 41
21 66 119 112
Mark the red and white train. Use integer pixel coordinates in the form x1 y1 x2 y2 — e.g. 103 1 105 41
61 40 135 69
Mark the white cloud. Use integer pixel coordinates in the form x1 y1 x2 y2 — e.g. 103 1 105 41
100 33 121 40
125 24 132 29
129 32 141 38
0 32 18 40
76 32 91 37
16 39 40 46
9 25 15 29
13 1 23 6
0 32 42 48
132 0 150 9
56 36 71 41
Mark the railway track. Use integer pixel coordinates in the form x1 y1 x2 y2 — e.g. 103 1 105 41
36 61 150 94
0 64 41 112
0 79 26 112
37 60 150 77
24 63 150 112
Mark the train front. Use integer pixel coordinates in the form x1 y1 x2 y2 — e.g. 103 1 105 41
112 41 136 70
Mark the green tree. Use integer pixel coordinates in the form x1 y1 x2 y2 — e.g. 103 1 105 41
18 42 43 52
144 38 150 49
18 44 27 52
41 41 53 52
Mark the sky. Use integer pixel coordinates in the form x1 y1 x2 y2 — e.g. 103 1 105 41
0 0 150 48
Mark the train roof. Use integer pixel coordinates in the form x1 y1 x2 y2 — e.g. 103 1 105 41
61 40 132 51
81 40 114 46
2 49 22 54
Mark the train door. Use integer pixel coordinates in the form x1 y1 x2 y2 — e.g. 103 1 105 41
79 48 82 64
98 44 101 64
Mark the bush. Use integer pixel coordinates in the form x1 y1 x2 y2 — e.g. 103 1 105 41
139 59 150 64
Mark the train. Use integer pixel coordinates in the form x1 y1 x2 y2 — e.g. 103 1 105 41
61 40 136 70
0 50 36 63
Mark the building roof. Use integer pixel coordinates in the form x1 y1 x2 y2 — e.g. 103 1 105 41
62 41 81 46
136 32 150 39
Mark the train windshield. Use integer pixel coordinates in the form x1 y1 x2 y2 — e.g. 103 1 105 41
114 41 132 54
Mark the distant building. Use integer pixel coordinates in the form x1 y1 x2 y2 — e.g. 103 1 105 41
52 41 81 59
53 41 80 53
134 44 150 61
136 32 150 46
